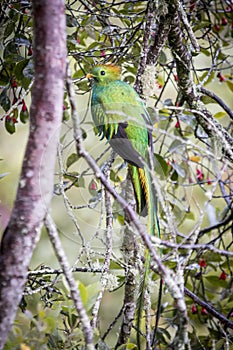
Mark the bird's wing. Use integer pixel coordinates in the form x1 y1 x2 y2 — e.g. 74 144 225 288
92 81 151 167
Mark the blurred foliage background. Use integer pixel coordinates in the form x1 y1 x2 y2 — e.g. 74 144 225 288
0 0 233 349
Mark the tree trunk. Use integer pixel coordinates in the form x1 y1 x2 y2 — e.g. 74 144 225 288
0 1 66 348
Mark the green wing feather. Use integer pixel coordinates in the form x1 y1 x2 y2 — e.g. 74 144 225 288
89 68 160 348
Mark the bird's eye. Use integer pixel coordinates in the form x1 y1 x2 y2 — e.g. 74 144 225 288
100 70 106 76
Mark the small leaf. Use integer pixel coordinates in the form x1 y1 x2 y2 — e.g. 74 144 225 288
78 282 88 305
66 153 79 169
88 179 98 196
214 111 226 119
201 95 216 104
0 87 11 112
5 117 16 134
66 14 78 27
154 153 169 178
186 211 195 220
20 109 29 123
169 140 184 154
189 155 201 162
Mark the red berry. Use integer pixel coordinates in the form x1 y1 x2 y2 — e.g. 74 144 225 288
191 305 198 314
198 259 207 268
100 49 106 57
76 38 81 44
22 100 27 112
222 17 228 26
174 74 178 81
175 121 180 128
90 180 97 190
196 168 204 181
207 178 212 185
214 24 220 32
28 46 33 56
11 79 18 88
201 307 208 316
189 177 194 183
190 0 196 11
217 72 226 82
219 271 227 280
12 117 18 124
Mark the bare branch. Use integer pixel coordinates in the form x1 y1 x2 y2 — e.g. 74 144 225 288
44 214 94 349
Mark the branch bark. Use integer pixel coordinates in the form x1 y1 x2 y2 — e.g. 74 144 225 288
167 9 233 161
0 1 66 348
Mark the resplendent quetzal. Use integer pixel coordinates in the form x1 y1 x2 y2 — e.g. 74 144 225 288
87 63 160 342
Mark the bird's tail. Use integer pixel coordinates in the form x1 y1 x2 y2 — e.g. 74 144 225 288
129 165 161 348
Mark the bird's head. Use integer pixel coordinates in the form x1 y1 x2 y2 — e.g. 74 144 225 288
86 64 121 86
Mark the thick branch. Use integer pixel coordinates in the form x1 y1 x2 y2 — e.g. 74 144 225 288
168 10 233 162
0 1 66 348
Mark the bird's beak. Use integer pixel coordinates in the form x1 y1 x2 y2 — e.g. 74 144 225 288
86 73 92 79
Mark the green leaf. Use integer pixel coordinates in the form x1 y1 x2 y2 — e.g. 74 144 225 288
169 140 184 154
64 172 85 188
5 117 16 134
66 153 79 169
3 41 23 62
66 14 78 27
0 87 11 112
204 275 227 288
4 21 15 39
14 59 33 89
88 179 98 196
201 95 216 104
185 211 195 220
20 109 29 123
214 112 226 119
78 282 88 305
154 153 169 178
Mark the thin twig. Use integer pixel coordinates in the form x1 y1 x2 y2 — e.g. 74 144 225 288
44 213 95 350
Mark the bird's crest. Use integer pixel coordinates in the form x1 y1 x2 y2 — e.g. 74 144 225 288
96 63 121 76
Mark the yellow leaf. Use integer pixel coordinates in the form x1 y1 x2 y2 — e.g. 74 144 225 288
189 155 201 163
214 111 226 119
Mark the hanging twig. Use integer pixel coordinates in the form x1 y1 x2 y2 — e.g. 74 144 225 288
44 214 95 350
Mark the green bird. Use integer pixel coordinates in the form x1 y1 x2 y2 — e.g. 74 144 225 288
87 63 160 345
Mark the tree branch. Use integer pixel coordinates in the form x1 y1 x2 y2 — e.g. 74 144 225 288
0 1 66 348
44 214 94 349
184 287 233 330
200 87 233 120
168 9 233 162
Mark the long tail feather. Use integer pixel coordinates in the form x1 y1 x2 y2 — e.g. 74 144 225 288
130 165 160 349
